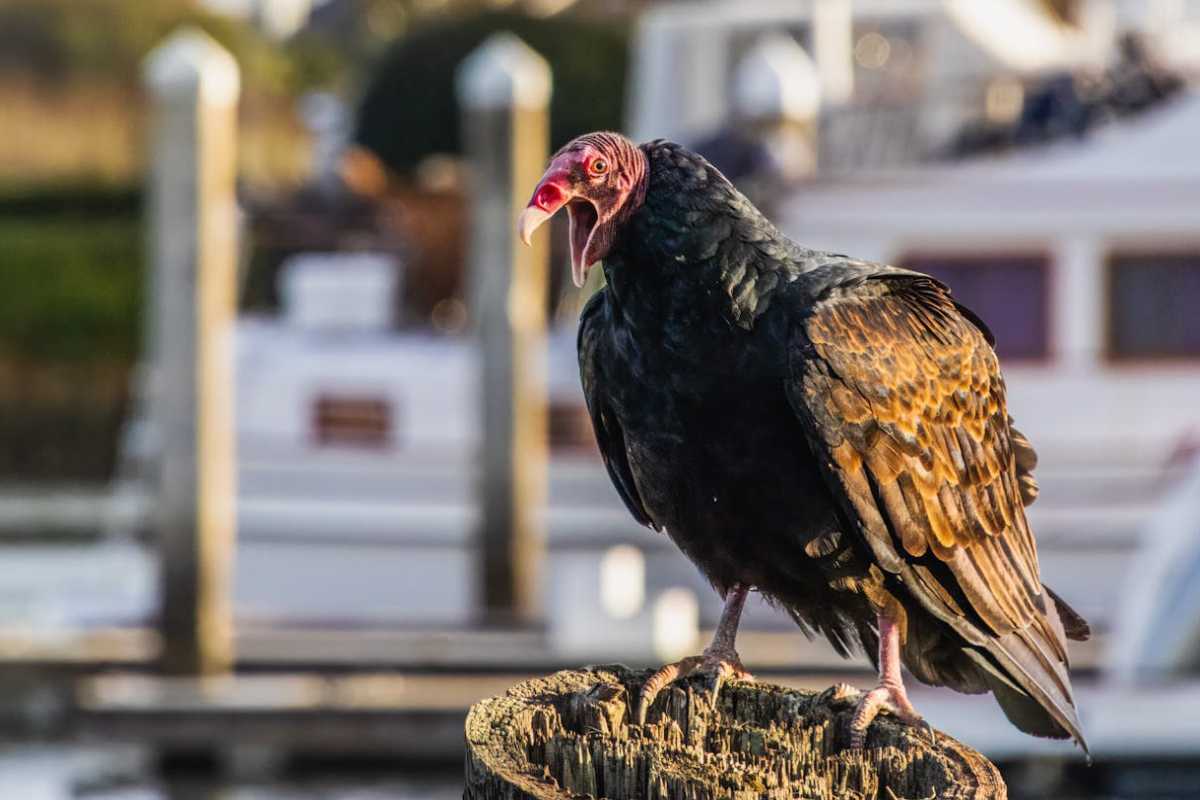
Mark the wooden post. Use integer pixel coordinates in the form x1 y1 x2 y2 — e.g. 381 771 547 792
143 28 240 676
464 668 1008 799
732 33 822 182
457 33 551 625
812 0 854 106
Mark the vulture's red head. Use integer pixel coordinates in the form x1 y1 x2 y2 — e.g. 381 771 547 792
518 131 648 287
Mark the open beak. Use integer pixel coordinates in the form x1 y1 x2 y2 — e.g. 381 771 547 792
518 171 570 246
517 166 599 288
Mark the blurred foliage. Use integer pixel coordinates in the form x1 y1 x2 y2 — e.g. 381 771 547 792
356 11 629 175
294 0 408 69
0 1 317 185
0 182 140 218
285 30 351 91
294 0 494 71
0 0 333 95
0 206 142 362
0 182 141 481
0 359 129 482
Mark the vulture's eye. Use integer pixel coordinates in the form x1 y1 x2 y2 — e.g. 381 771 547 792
590 158 608 176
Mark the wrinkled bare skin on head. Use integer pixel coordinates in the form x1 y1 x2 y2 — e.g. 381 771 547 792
517 131 648 287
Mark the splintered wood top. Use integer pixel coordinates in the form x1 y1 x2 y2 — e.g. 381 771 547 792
464 666 1006 800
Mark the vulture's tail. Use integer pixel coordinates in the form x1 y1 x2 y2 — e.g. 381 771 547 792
964 593 1089 753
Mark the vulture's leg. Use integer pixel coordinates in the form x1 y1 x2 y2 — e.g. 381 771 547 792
636 583 752 725
848 611 933 747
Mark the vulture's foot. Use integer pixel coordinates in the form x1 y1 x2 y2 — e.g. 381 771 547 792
846 610 936 747
847 682 934 748
635 648 753 725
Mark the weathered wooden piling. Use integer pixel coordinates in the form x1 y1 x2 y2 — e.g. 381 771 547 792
457 33 552 626
464 667 1006 799
143 28 240 676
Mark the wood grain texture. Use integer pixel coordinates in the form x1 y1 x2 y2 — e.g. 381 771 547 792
464 666 1006 800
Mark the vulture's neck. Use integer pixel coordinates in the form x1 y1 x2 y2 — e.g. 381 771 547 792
601 146 795 347
601 219 753 361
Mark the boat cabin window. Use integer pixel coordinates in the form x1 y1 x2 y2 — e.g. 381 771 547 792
898 253 1050 361
1108 252 1200 360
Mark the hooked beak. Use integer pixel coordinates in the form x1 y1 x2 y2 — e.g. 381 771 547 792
517 166 599 288
518 172 570 246
518 206 551 247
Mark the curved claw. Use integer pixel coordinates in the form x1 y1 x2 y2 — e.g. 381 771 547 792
636 656 699 725
848 683 928 749
707 662 734 710
636 652 751 725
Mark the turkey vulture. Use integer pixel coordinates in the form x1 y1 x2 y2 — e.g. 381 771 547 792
518 132 1090 750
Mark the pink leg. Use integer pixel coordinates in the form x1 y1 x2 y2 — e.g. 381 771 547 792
637 584 752 724
709 582 749 653
848 612 931 747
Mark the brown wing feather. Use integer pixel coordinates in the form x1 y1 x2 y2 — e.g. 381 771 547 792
789 272 1086 747
794 276 1050 642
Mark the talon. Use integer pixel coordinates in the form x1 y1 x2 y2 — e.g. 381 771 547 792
637 657 696 725
848 683 927 749
636 651 751 724
638 584 752 725
708 663 731 711
848 612 928 749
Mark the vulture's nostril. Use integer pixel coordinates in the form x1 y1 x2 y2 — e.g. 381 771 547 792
535 183 564 211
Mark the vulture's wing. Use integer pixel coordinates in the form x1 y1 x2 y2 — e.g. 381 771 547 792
578 290 656 530
787 272 1086 747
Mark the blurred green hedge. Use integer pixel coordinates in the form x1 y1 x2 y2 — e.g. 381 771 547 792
0 205 142 363
0 0 330 95
0 184 141 481
356 11 629 175
0 183 140 219
0 360 130 483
